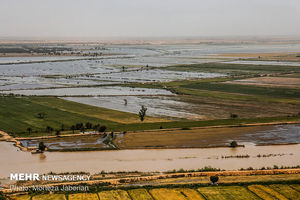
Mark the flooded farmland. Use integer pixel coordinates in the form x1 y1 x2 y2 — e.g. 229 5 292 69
0 140 299 179
0 86 173 96
19 125 300 150
1 43 300 179
63 96 204 119
1 43 300 91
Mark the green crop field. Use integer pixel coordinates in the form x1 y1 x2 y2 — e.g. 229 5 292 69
2 96 300 138
1 62 300 138
198 186 259 200
68 193 99 200
165 63 300 75
8 184 300 200
98 190 131 200
269 184 300 200
31 194 66 200
128 189 153 200
181 81 300 99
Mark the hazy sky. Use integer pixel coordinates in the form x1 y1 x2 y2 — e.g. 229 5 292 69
0 0 300 38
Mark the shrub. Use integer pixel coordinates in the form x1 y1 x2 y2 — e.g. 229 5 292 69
99 126 107 132
210 175 219 184
38 142 46 151
230 113 238 119
230 141 238 148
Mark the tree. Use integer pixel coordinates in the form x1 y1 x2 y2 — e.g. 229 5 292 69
99 126 107 132
85 122 92 129
230 113 238 119
38 142 46 151
138 105 147 122
71 125 76 134
46 126 53 133
230 141 238 148
27 127 32 134
210 175 219 184
55 130 60 136
76 123 83 130
93 124 100 133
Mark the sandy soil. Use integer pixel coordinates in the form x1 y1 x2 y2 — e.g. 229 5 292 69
227 77 300 88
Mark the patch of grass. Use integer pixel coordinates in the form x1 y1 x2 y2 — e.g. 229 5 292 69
149 188 187 200
1 96 300 137
68 193 99 200
113 115 300 132
32 194 66 200
289 184 300 192
248 185 288 200
176 188 205 200
9 195 31 200
0 96 167 137
165 63 300 75
8 182 300 200
98 190 131 200
198 186 260 200
269 184 300 200
0 96 118 137
128 189 153 200
181 81 300 99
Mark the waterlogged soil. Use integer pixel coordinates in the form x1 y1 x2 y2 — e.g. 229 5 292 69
63 94 300 120
0 141 300 179
88 69 224 83
20 134 110 150
63 96 204 120
0 86 173 96
3 43 300 91
116 125 300 149
19 125 300 150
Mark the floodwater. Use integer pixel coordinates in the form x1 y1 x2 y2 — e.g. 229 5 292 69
0 86 173 96
0 141 299 179
20 125 300 150
2 43 300 91
63 96 203 119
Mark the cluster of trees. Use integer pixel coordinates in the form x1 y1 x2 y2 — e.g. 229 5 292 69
70 123 107 134
26 122 107 135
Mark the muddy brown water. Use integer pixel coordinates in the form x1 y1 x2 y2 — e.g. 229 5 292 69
0 141 300 179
